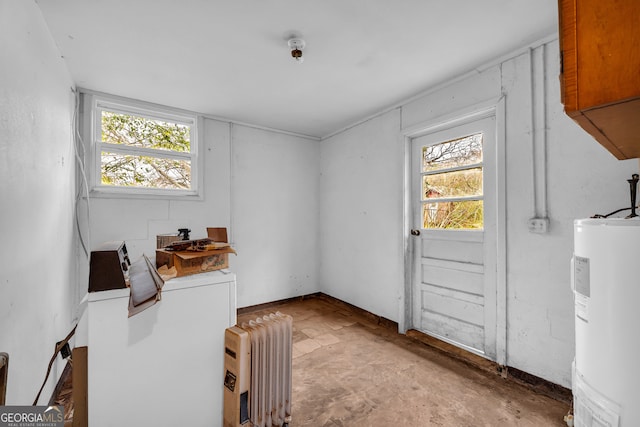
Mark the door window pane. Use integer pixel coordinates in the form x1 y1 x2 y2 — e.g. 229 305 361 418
423 168 483 199
422 200 483 230
422 133 482 172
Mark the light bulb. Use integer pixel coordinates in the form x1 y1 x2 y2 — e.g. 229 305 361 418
287 38 305 63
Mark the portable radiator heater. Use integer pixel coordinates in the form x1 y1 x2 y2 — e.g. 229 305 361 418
223 312 293 427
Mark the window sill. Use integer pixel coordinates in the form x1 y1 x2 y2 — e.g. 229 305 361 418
89 187 203 201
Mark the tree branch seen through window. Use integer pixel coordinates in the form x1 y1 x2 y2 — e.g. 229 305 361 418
99 110 192 190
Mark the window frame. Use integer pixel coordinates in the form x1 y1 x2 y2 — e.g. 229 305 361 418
85 92 203 199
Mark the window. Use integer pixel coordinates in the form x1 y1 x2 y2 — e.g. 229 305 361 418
421 133 484 229
89 95 200 197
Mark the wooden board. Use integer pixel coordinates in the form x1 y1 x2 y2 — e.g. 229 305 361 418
72 347 88 427
0 352 8 406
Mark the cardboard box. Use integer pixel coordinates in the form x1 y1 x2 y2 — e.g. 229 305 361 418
207 227 228 243
72 347 87 427
223 326 250 427
156 227 235 277
156 234 181 249
156 247 235 277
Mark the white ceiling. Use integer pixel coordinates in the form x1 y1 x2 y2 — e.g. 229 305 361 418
36 0 558 139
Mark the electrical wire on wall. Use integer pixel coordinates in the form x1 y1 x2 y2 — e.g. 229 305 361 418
32 326 76 406
30 90 92 408
71 88 92 329
72 88 91 258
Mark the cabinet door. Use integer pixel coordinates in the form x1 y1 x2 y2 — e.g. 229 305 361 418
559 0 640 112
558 0 640 160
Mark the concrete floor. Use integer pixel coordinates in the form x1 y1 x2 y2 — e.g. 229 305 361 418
238 295 570 426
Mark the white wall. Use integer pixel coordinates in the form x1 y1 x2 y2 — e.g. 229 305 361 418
319 39 638 387
319 110 404 322
0 0 76 404
231 125 320 307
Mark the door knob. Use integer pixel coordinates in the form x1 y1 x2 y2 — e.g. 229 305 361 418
411 229 421 236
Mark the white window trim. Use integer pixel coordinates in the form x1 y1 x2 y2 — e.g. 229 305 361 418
83 91 204 200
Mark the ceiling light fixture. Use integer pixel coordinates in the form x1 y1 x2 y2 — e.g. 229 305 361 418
287 38 305 63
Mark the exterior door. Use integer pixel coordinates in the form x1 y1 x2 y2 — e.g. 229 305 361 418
411 114 497 360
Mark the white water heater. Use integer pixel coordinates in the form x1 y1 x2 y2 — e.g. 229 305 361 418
573 218 640 427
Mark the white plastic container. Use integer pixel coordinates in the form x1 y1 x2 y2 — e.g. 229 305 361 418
573 218 640 427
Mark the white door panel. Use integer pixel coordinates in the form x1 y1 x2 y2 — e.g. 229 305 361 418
421 237 484 264
420 283 484 305
421 289 484 325
420 310 485 351
420 262 484 295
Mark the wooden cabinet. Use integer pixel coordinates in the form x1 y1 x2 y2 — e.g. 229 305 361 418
558 0 640 159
